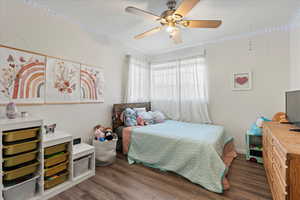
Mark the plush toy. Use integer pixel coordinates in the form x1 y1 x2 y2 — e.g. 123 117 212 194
104 128 113 141
123 108 137 127
136 116 145 126
94 125 105 141
272 112 286 122
272 112 289 123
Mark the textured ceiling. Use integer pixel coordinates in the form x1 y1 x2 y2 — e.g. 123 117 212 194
29 0 299 55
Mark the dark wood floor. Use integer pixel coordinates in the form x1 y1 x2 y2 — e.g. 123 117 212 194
50 154 272 200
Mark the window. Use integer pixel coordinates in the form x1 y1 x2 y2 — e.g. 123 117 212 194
151 56 211 123
126 55 211 123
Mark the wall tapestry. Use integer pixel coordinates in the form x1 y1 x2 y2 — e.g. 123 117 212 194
80 65 104 103
0 47 46 104
46 57 81 103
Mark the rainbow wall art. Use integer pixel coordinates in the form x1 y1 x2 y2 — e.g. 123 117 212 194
80 65 104 103
0 47 45 104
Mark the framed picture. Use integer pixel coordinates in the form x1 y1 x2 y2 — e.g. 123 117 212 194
45 57 81 103
232 72 252 91
80 65 104 103
0 44 105 105
0 46 46 104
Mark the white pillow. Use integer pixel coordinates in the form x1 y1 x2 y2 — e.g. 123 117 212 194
152 111 166 123
133 107 147 115
139 111 155 124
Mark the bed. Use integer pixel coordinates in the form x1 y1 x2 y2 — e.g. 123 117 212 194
112 102 237 193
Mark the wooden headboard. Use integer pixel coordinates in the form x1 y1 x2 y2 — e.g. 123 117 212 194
112 102 151 131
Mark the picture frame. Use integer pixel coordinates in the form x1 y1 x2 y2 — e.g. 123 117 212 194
45 57 81 104
0 46 46 105
232 71 252 91
80 64 104 103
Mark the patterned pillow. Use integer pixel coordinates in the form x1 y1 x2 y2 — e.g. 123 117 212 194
123 108 137 127
152 111 166 123
138 111 155 125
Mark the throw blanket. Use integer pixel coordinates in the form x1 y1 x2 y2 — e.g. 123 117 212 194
124 120 237 193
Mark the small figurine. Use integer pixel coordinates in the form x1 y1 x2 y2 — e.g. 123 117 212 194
44 124 56 134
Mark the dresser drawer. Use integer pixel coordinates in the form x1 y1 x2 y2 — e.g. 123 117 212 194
272 136 287 159
272 169 287 200
273 188 286 200
272 146 287 181
263 133 272 157
272 163 287 197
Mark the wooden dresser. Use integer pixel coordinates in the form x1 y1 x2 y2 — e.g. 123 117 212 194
263 122 300 200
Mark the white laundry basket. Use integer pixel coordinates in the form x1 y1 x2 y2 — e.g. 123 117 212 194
93 135 117 166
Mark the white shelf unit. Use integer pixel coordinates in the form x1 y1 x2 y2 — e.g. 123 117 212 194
0 117 43 200
42 131 73 198
0 118 95 200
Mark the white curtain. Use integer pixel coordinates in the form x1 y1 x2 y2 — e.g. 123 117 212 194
151 56 211 123
125 56 150 103
151 61 180 120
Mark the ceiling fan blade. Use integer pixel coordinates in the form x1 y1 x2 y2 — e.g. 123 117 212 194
134 26 163 39
171 29 182 44
182 20 222 28
174 0 200 17
125 6 160 21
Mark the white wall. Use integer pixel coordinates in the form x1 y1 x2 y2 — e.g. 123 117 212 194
151 31 290 152
290 26 300 89
0 0 136 140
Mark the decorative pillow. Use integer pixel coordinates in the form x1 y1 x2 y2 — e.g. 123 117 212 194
133 107 147 115
123 108 137 127
138 111 155 125
152 111 166 123
136 116 145 126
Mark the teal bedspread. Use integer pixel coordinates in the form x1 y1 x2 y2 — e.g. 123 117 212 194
127 120 233 193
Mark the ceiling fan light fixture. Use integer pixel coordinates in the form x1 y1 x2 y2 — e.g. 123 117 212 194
166 25 178 35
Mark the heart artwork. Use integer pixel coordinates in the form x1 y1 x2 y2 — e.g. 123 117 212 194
235 76 248 85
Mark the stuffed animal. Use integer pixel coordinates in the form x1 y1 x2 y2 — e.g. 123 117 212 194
104 128 113 141
272 112 287 122
94 125 106 141
136 116 145 126
123 108 137 127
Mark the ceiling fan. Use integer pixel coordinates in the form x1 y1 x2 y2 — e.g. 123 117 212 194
125 0 222 44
